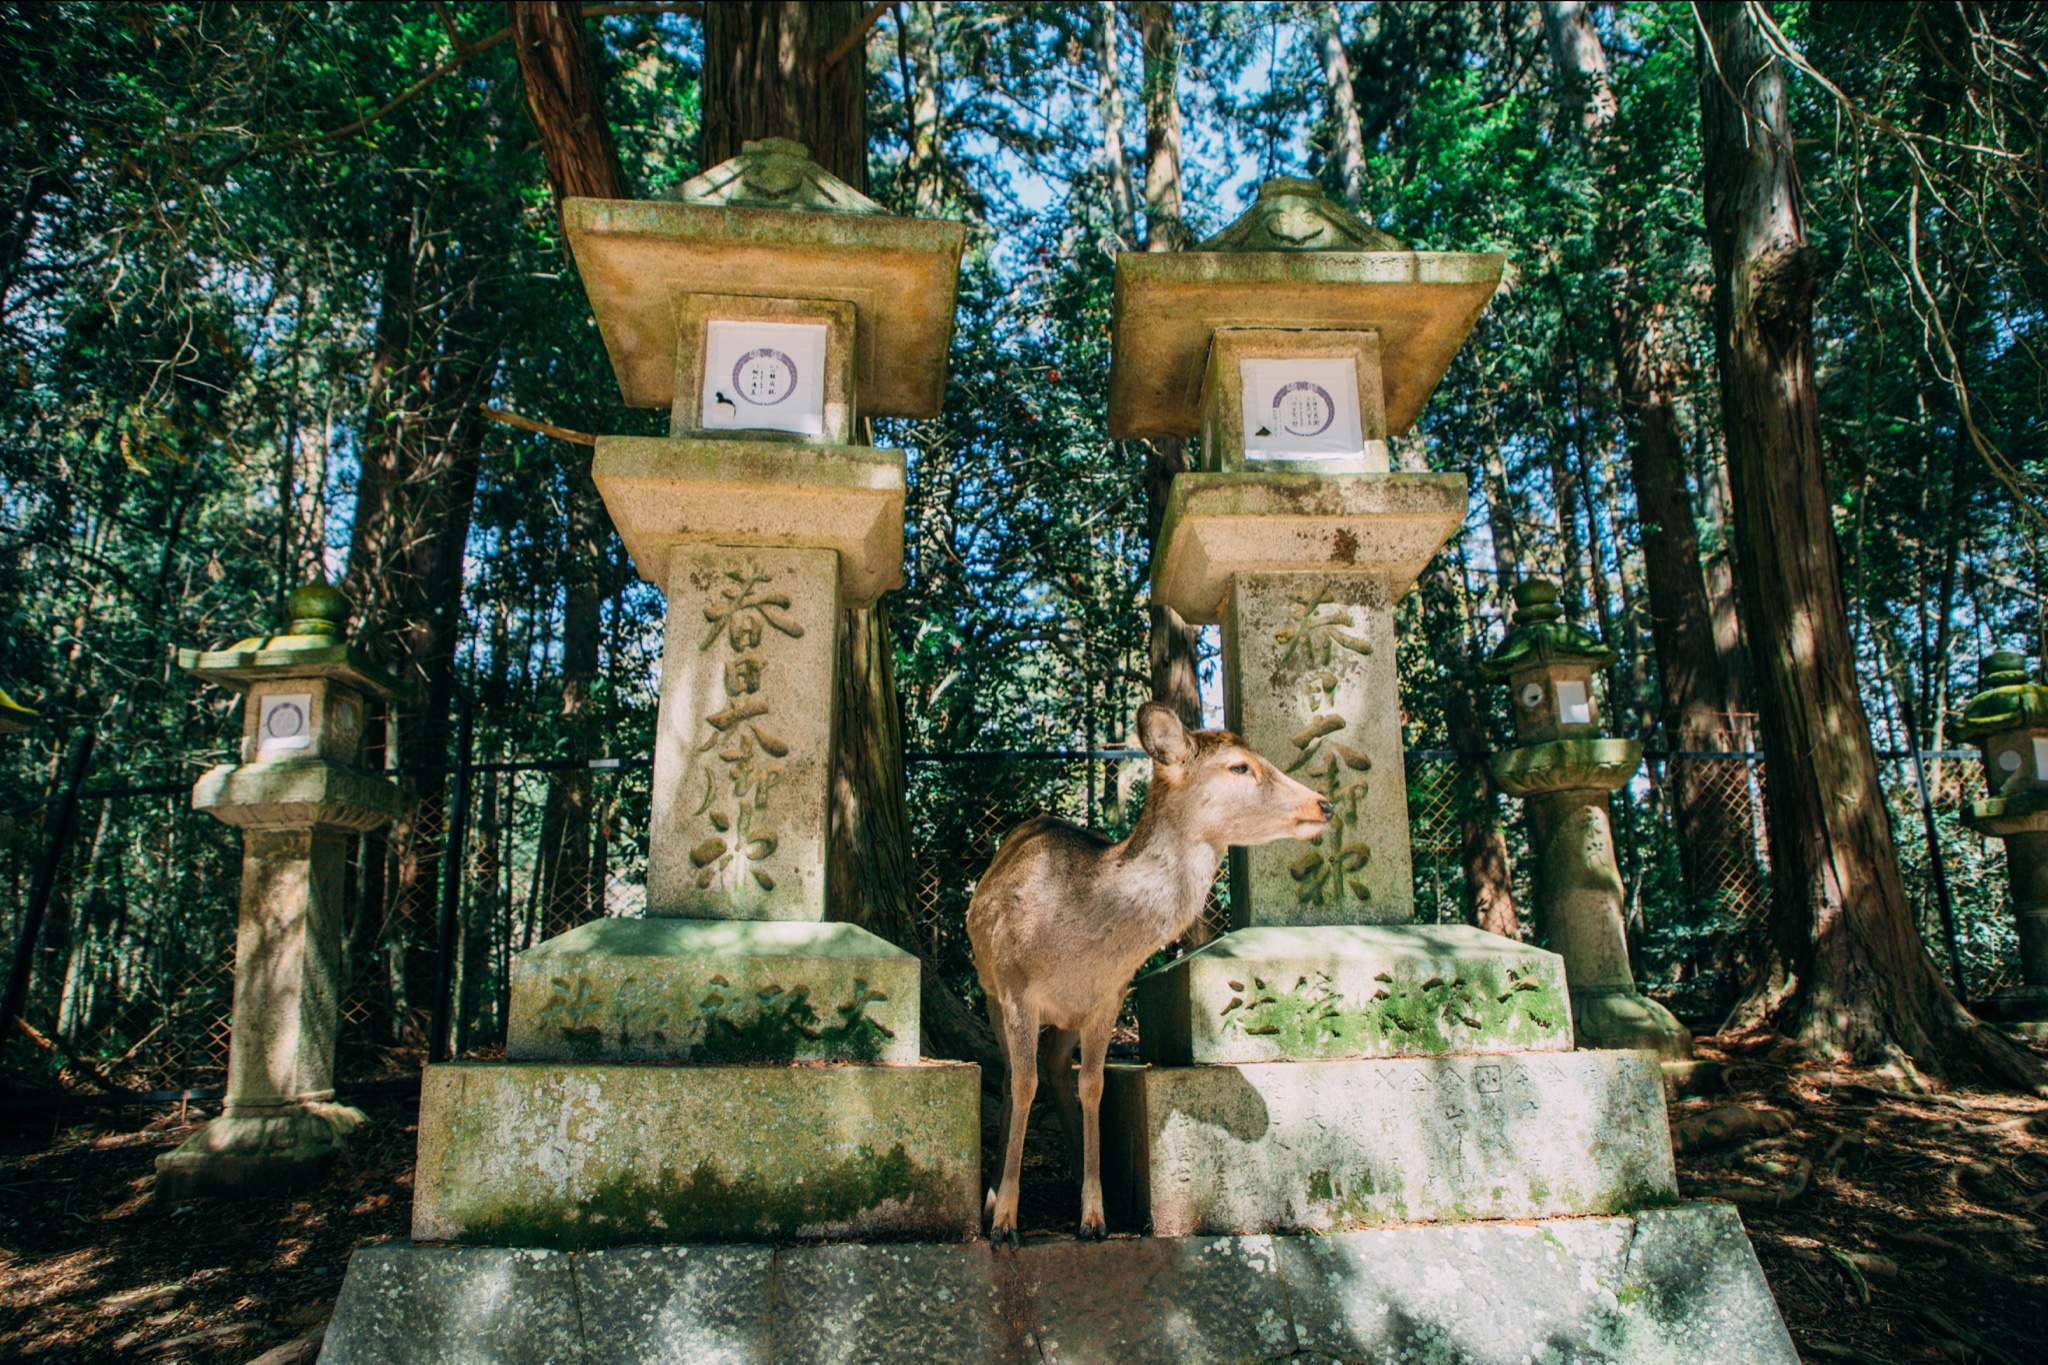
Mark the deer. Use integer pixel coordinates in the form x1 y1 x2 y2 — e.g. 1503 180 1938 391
967 701 1332 1246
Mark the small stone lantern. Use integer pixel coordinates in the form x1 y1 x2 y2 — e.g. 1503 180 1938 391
0 683 36 734
1482 579 1691 1060
1956 650 2048 1039
156 582 404 1198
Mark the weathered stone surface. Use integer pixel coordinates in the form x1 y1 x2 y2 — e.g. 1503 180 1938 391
576 1244 774 1365
1152 471 1466 624
1967 793 2048 838
594 435 904 608
775 1243 1001 1365
1221 570 1412 924
1108 248 1504 439
191 759 401 832
1574 986 1694 1060
411 1061 980 1246
562 196 965 418
506 919 919 1065
155 1104 362 1201
1101 1051 1676 1237
319 1245 585 1365
1198 327 1388 474
995 1235 1296 1365
1134 924 1573 1064
1488 737 1641 797
319 1205 1795 1364
646 545 837 920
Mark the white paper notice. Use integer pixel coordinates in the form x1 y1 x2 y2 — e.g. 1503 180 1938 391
700 320 828 436
1555 680 1592 726
258 693 314 752
1239 357 1364 460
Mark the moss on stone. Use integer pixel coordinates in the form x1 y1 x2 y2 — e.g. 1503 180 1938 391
452 1142 951 1249
1218 965 1567 1058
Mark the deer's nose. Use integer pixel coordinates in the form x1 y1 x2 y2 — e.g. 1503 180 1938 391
1317 799 1333 819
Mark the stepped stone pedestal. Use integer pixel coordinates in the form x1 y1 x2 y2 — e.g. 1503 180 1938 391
399 139 978 1248
158 584 405 1199
1958 651 2048 1039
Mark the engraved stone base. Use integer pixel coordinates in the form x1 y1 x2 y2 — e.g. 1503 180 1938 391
1101 1052 1675 1237
506 918 919 1065
1134 923 1573 1065
319 1204 1797 1364
1978 984 2048 1041
411 1061 979 1246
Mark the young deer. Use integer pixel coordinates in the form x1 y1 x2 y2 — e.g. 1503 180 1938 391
968 701 1332 1245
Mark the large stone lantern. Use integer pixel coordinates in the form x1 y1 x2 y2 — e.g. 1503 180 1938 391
156 582 404 1198
404 140 981 1246
1482 579 1690 1060
1957 650 2048 1039
1103 180 1680 1239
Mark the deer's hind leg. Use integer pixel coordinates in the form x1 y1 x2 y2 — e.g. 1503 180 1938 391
1075 1004 1118 1240
1038 1026 1083 1190
989 994 1040 1249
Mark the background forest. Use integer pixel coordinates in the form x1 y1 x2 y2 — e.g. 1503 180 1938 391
0 1 2043 1094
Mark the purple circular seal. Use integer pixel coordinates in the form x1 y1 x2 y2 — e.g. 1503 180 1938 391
732 348 798 406
1271 381 1337 437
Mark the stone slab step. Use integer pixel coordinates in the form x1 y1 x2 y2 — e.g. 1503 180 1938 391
318 1204 1796 1364
508 918 920 1065
1103 1050 1675 1236
411 1061 979 1246
1134 922 1573 1064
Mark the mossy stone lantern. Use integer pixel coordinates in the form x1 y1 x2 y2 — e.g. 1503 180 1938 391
1482 579 1691 1061
156 582 404 1199
399 140 983 1248
1956 650 2048 1039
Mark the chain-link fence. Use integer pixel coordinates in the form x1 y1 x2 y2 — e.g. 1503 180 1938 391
1 728 2027 1098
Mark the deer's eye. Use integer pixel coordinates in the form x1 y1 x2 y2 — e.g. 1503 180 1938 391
1229 762 1251 775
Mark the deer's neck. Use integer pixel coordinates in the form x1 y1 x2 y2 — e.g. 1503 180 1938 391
1108 797 1222 945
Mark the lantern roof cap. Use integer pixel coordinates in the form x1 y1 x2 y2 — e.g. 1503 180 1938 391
664 138 886 216
1956 652 2048 739
178 579 408 699
1196 176 1406 253
1478 579 1617 680
0 682 37 733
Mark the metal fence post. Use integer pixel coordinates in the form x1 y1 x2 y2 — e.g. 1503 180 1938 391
3 729 96 1053
429 700 475 1064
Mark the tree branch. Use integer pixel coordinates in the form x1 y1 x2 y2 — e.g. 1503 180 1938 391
481 404 597 445
823 1 892 69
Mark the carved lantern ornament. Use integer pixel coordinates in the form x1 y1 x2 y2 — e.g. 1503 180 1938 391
1479 579 1616 747
1956 650 2048 802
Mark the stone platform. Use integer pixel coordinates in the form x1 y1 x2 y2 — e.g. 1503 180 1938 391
321 1203 1795 1364
411 1061 980 1246
1102 1051 1674 1237
1133 923 1573 1064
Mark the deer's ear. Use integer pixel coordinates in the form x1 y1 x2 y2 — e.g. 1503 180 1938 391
1136 701 1193 767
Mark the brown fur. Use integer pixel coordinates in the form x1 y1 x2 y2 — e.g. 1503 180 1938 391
967 702 1330 1244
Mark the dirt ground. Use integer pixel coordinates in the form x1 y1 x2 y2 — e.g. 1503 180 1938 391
2 1034 2044 1364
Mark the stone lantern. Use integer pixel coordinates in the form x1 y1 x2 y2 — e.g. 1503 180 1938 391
0 684 36 734
1104 180 1679 1239
1481 579 1690 1060
404 139 981 1246
156 582 404 1198
1957 650 2048 1039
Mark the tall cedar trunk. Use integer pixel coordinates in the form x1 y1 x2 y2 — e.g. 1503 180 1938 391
342 191 499 1041
509 0 628 936
1422 558 1519 938
1539 0 1766 943
700 2 997 1070
1133 0 1202 729
1314 2 1364 208
1092 1 1137 243
1698 4 2042 1090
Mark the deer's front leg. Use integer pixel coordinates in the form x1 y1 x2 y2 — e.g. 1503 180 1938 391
991 1000 1039 1249
1075 1009 1115 1241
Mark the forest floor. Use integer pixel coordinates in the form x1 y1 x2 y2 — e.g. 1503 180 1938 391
0 1034 2044 1364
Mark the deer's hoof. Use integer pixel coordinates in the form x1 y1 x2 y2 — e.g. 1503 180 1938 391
989 1224 1021 1250
1077 1219 1107 1242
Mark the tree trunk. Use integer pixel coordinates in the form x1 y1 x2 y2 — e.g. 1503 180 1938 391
1540 0 1766 934
1422 556 1519 939
1132 0 1203 729
1092 0 1136 243
1314 1 1364 208
699 2 995 1069
1697 3 2042 1091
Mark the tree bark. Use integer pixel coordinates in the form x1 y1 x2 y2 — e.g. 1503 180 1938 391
1314 1 1364 208
1422 556 1519 939
702 1 870 178
1132 0 1202 729
1092 0 1136 243
1540 0 1766 936
1697 3 2042 1090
